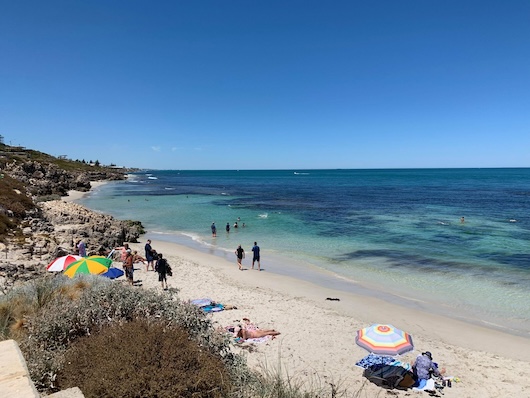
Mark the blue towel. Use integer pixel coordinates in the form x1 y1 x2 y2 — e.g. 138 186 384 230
201 303 224 313
355 353 396 369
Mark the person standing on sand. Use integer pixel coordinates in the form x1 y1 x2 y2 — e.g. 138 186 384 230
251 241 261 271
211 222 217 237
115 243 130 262
155 252 169 290
235 245 245 270
124 250 134 286
145 239 155 271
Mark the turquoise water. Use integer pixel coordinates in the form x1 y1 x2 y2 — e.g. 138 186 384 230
79 169 530 335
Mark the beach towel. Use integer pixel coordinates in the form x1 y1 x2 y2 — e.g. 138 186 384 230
412 378 435 392
191 298 212 307
244 335 272 344
355 353 396 369
201 303 224 313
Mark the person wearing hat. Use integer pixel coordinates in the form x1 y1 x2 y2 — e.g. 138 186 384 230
412 351 445 386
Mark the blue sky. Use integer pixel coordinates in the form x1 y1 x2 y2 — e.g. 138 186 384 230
1 1 529 170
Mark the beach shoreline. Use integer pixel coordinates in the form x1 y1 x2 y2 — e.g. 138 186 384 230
124 238 530 397
66 184 530 397
63 181 109 202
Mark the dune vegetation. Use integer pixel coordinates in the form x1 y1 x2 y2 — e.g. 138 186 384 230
0 275 355 397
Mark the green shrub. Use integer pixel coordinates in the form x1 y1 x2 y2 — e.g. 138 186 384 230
57 319 232 398
3 276 352 397
0 275 65 340
15 276 241 392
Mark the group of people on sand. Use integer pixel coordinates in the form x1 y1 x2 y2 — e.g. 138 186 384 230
113 240 171 289
144 239 171 290
234 242 261 271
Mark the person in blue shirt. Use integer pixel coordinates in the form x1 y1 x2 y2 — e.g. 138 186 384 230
251 242 261 271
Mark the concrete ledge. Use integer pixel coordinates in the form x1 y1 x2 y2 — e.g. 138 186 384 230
0 339 40 398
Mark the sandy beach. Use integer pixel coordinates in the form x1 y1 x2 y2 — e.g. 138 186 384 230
122 239 530 398
62 181 109 202
63 183 530 397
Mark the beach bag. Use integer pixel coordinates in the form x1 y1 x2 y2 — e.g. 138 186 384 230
167 265 172 276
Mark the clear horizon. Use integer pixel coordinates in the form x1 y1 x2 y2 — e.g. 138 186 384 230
2 1 529 170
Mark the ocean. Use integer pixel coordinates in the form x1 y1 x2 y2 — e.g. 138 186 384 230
79 169 530 336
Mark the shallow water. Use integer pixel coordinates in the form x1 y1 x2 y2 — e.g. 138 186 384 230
80 169 530 335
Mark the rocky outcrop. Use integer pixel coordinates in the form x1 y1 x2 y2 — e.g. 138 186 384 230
0 200 144 291
0 148 144 291
4 160 126 197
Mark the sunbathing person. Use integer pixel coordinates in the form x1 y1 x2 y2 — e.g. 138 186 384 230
237 326 280 340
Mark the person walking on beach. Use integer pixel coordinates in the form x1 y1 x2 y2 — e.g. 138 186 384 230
226 223 230 233
235 245 245 270
211 222 217 237
155 252 170 290
251 241 261 271
145 239 155 271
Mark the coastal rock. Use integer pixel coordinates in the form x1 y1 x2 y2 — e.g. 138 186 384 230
0 148 142 291
4 159 126 197
0 200 143 291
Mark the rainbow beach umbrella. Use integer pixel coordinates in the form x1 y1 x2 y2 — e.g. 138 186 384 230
356 324 414 356
63 256 112 278
47 255 82 272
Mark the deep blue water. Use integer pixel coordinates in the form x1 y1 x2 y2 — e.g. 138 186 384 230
80 168 530 335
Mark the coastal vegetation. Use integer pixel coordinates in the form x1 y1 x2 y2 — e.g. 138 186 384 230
0 276 353 397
